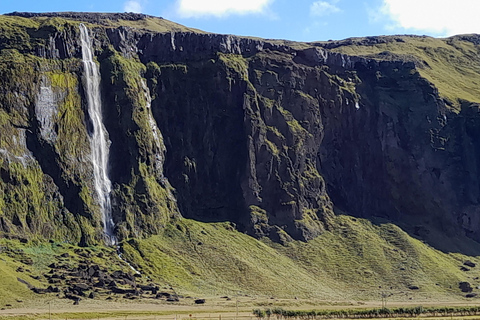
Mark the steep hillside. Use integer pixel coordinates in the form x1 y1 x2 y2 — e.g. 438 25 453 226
1 12 480 304
1 214 480 308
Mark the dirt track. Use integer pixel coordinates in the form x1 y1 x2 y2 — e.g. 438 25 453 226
1 296 480 320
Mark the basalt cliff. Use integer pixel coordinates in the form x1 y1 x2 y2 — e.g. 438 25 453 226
2 12 480 302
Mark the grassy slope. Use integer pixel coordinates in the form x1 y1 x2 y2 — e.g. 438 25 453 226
0 239 142 307
324 35 480 109
0 256 38 306
120 216 479 301
108 17 205 33
0 14 205 34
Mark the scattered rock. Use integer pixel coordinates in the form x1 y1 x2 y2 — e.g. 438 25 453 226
156 292 172 298
47 286 60 293
73 283 89 292
459 282 473 293
60 253 70 258
195 299 206 304
87 265 99 277
461 266 470 272
17 277 33 289
16 267 24 272
408 285 419 290
139 285 156 292
464 260 476 268
466 293 478 298
31 287 47 294
124 293 138 300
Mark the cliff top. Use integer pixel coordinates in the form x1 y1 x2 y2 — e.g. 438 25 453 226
314 34 480 108
4 11 206 34
2 11 480 107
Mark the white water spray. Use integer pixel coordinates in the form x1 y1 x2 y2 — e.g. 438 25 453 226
79 24 116 245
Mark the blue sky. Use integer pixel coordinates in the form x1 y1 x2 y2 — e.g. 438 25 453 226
1 0 480 42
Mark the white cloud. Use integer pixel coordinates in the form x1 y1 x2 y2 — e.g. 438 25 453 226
176 0 273 18
124 0 142 13
381 0 480 36
310 0 341 17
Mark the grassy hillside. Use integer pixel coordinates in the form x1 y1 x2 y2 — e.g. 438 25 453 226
322 35 480 109
120 215 480 301
0 13 205 35
1 214 478 306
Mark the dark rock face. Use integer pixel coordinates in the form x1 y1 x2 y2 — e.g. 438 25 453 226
1 13 480 246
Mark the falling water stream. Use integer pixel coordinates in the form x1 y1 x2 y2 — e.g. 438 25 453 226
79 25 142 275
79 24 116 246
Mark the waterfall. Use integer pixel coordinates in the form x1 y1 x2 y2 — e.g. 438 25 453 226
79 24 116 245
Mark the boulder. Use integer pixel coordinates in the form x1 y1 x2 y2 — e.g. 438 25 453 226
156 292 171 299
464 260 476 268
166 297 179 302
459 282 473 293
73 283 89 291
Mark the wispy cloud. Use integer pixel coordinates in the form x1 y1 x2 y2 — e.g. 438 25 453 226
310 0 341 17
380 0 480 36
176 0 274 18
124 0 142 13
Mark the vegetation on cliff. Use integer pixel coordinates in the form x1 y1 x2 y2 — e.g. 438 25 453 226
1 12 480 304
